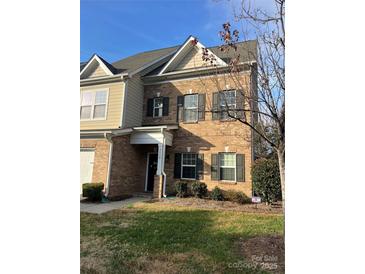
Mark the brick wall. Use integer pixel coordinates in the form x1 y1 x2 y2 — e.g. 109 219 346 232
108 135 154 198
80 139 110 187
143 74 253 197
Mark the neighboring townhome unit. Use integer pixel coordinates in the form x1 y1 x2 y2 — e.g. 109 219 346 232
80 36 257 199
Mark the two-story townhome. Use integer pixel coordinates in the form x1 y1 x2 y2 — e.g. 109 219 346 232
80 36 257 199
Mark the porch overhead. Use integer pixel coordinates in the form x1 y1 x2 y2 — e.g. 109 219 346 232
130 125 178 146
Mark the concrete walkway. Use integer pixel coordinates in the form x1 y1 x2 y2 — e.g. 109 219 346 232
80 196 151 214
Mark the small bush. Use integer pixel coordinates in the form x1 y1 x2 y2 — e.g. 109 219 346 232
82 183 104 202
224 190 251 204
191 182 208 198
252 158 281 204
175 181 188 198
211 186 224 201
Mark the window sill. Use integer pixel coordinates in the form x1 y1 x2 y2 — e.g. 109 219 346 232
80 118 107 121
180 178 197 181
182 121 198 124
218 119 237 122
218 180 237 185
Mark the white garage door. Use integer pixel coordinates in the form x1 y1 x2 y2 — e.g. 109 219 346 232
80 149 95 195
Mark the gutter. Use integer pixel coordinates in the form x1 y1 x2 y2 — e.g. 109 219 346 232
104 132 113 197
80 73 128 86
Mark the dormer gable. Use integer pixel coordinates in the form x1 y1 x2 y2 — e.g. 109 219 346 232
80 54 115 79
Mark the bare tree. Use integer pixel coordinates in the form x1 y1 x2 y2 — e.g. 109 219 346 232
197 0 285 206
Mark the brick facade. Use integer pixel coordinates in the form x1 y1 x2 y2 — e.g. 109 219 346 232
143 74 253 197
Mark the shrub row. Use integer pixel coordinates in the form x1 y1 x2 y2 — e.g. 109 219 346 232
174 181 250 204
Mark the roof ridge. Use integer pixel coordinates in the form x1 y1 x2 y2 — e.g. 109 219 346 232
111 45 180 64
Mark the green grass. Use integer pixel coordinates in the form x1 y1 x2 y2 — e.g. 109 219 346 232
80 203 283 274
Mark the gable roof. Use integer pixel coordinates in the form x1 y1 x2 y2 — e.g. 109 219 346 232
158 36 228 75
145 39 257 77
80 54 116 78
80 39 256 79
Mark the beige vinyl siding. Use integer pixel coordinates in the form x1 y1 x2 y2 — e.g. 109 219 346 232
175 46 208 70
80 81 125 130
123 75 144 128
83 63 109 79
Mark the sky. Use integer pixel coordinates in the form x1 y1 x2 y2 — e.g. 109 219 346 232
80 0 272 63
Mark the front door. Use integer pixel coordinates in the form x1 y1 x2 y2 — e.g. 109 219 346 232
146 154 158 191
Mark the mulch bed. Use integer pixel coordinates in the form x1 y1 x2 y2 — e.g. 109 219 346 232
153 197 283 214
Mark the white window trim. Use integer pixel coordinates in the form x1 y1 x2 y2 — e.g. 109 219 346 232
220 90 237 120
183 94 199 122
181 153 197 180
153 97 163 118
80 88 109 121
219 152 236 182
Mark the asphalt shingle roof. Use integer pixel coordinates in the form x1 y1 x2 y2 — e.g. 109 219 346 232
111 46 179 74
80 39 257 75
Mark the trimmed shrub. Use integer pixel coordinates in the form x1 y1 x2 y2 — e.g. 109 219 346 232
224 190 251 204
175 181 188 198
211 186 224 201
82 183 104 202
252 158 281 204
191 182 208 198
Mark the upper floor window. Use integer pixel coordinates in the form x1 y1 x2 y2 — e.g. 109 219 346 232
183 94 198 122
153 97 163 117
219 90 236 120
80 90 108 120
147 97 169 118
177 93 206 123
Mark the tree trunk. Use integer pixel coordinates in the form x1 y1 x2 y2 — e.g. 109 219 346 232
277 148 285 211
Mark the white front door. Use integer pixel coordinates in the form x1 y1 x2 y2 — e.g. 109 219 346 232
80 149 95 195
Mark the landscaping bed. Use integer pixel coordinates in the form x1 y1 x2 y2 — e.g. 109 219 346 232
150 197 283 214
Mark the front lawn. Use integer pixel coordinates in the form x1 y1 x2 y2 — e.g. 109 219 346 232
80 201 284 274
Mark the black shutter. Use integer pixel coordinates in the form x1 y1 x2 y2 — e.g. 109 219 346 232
211 153 220 180
212 92 220 120
236 154 245 182
177 96 184 122
236 90 245 120
147 98 154 117
163 97 169 116
198 93 206 121
196 154 204 180
174 153 182 178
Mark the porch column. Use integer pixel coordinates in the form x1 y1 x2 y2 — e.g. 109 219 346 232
154 141 166 199
156 142 166 176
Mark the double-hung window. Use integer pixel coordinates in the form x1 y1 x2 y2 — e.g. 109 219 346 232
181 153 197 179
183 94 198 122
80 90 108 120
219 90 236 120
153 97 163 117
219 153 236 181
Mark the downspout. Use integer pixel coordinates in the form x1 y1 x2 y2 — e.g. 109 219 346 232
161 129 167 198
104 132 113 197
